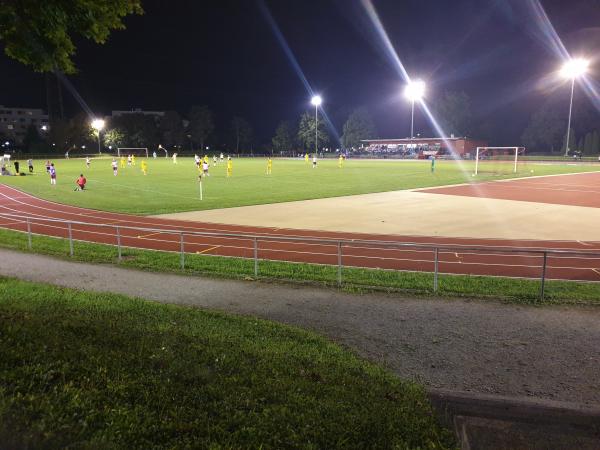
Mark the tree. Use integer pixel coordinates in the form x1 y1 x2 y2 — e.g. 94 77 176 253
297 111 329 151
22 124 45 153
341 108 376 148
592 130 600 155
435 91 472 137
111 114 159 150
584 131 594 155
0 0 143 74
103 128 125 149
159 111 185 148
271 121 294 154
188 105 215 153
230 117 253 153
521 107 565 153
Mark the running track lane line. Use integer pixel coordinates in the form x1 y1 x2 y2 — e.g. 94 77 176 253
2 184 600 280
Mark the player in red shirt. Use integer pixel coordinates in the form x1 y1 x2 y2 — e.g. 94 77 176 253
75 174 87 191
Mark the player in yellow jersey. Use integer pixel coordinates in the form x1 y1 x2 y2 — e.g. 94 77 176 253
304 153 309 164
120 156 126 168
338 153 344 168
132 154 136 166
226 156 233 177
141 160 148 175
267 157 272 175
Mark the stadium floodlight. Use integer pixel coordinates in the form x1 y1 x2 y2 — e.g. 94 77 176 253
404 80 425 140
41 125 48 131
310 95 322 154
91 118 105 155
560 58 589 156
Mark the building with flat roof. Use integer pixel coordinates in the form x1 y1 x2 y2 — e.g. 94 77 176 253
110 108 165 119
361 136 487 159
0 106 49 144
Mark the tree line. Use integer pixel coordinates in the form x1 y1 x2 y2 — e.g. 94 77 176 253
14 106 380 155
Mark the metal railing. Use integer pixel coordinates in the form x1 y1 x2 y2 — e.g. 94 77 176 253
1 212 599 300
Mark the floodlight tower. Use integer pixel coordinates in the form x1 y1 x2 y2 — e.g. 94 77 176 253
311 95 322 155
560 58 589 156
91 118 105 154
403 80 425 142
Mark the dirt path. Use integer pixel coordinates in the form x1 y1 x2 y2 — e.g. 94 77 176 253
1 249 599 406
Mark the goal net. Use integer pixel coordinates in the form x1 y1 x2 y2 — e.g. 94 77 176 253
474 147 527 175
117 147 148 158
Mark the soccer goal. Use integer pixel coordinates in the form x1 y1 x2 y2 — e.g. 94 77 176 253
117 147 148 158
474 147 526 175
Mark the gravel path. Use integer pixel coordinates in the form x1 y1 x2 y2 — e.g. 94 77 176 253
1 249 599 405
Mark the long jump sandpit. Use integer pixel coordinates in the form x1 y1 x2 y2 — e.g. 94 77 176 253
156 173 600 242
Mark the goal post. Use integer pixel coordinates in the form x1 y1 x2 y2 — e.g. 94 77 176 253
117 147 149 158
474 147 525 175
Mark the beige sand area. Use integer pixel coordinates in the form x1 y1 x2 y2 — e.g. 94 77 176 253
156 189 600 242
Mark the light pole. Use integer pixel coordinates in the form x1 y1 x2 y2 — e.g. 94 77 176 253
311 95 322 155
560 58 589 156
91 119 105 154
403 80 425 143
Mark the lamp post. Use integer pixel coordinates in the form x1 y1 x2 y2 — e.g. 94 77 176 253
311 95 322 155
91 119 105 154
560 58 589 156
403 80 425 142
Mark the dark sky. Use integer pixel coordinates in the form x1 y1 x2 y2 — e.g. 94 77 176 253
2 0 600 146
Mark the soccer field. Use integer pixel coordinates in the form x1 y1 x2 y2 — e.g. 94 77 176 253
1 157 598 215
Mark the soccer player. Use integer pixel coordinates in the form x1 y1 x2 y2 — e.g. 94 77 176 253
45 160 51 173
152 151 157 159
172 153 178 164
132 154 136 166
220 152 224 162
13 160 19 174
120 156 126 168
27 158 33 173
267 157 272 175
194 154 200 169
338 154 344 168
49 163 57 185
213 155 217 167
226 156 233 177
141 160 148 175
127 155 132 166
312 154 317 169
75 174 86 191
112 158 118 176
86 156 91 169
305 153 309 164
430 155 435 173
202 160 210 177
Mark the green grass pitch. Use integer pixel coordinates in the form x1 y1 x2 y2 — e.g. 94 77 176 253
1 156 598 215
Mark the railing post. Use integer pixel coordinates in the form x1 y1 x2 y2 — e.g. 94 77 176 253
180 232 185 270
26 218 32 250
116 226 122 262
540 251 547 301
337 241 343 286
253 237 258 277
433 247 439 293
67 222 74 257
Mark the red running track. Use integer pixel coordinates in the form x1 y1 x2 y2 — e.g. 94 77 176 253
1 183 600 282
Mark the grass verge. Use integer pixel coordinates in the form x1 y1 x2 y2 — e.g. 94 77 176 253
1 228 599 306
0 277 455 448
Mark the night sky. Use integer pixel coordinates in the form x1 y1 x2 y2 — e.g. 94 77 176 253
1 0 600 146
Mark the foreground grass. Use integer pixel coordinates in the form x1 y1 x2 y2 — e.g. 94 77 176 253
1 157 598 214
0 277 455 449
1 228 599 306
